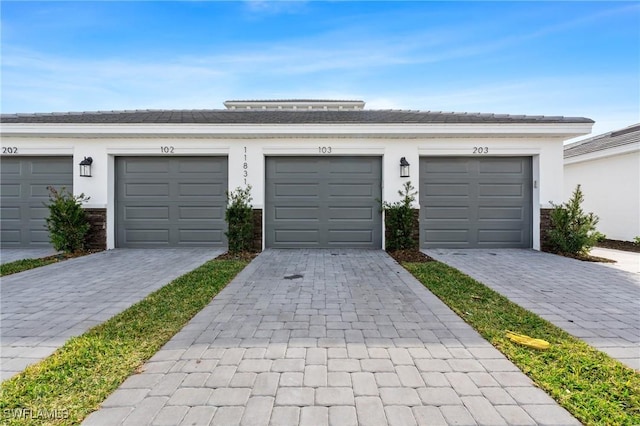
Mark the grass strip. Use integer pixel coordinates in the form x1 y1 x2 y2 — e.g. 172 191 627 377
0 259 247 425
1 258 61 277
404 261 639 426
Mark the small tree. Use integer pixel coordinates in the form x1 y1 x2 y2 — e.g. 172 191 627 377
548 184 600 255
45 186 91 253
225 185 254 254
381 181 418 251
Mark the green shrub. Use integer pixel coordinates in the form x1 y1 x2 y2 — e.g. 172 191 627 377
225 185 254 253
381 181 418 251
548 184 600 255
45 186 90 253
634 236 640 245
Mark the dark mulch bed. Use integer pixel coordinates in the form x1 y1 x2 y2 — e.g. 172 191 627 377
216 251 260 261
554 251 616 263
596 239 640 253
387 249 435 263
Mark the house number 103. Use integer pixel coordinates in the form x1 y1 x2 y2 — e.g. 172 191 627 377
318 146 332 154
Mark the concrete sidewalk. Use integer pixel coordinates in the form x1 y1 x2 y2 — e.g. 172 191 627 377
1 248 222 381
84 249 578 425
0 248 59 264
590 247 640 274
425 249 640 371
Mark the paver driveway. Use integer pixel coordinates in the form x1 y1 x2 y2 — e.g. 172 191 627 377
0 248 222 381
84 249 578 426
425 249 640 371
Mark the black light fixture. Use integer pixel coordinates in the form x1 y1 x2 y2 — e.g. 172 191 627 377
79 157 93 177
400 157 410 178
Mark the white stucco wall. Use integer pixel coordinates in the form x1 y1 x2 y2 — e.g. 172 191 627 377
564 150 640 241
1 122 591 250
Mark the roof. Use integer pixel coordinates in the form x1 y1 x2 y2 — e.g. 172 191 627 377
0 108 593 125
564 123 640 158
223 99 365 110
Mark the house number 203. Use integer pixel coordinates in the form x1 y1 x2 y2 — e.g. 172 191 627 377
473 146 489 154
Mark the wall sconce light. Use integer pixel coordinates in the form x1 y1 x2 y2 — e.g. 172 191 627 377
400 157 410 178
79 157 93 177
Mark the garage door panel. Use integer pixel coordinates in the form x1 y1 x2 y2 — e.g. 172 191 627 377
116 157 227 247
328 229 373 244
1 206 21 220
2 162 21 174
421 157 531 249
328 183 374 197
478 183 524 197
125 183 170 197
425 206 470 220
1 229 21 243
29 229 50 244
478 207 523 220
125 160 170 174
30 206 50 220
179 206 223 220
30 183 58 198
425 229 469 243
329 207 373 220
125 206 170 220
275 206 320 220
179 229 224 244
424 159 470 174
266 156 381 248
1 184 21 198
177 158 225 173
275 229 320 243
328 159 374 174
1 156 73 248
179 183 223 197
29 159 71 175
478 229 525 244
274 158 322 174
124 229 170 244
478 160 525 174
424 183 470 197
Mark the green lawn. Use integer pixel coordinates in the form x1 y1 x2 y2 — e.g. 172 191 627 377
0 257 62 277
404 261 640 426
0 258 248 426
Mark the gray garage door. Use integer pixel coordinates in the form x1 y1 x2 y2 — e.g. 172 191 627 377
420 157 532 248
116 157 227 248
0 156 73 248
266 157 382 248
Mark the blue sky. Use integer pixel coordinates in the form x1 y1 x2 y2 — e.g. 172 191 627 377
2 1 638 139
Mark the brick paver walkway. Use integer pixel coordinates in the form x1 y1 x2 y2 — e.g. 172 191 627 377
425 249 640 371
83 249 578 425
1 248 221 381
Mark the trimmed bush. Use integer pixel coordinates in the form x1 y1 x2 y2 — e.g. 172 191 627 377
548 184 600 255
225 185 254 253
45 186 90 253
381 181 417 251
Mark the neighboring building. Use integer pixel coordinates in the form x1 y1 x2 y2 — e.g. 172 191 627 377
564 123 640 242
0 99 593 250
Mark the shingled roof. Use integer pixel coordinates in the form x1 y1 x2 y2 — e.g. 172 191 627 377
1 108 593 125
564 123 640 158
